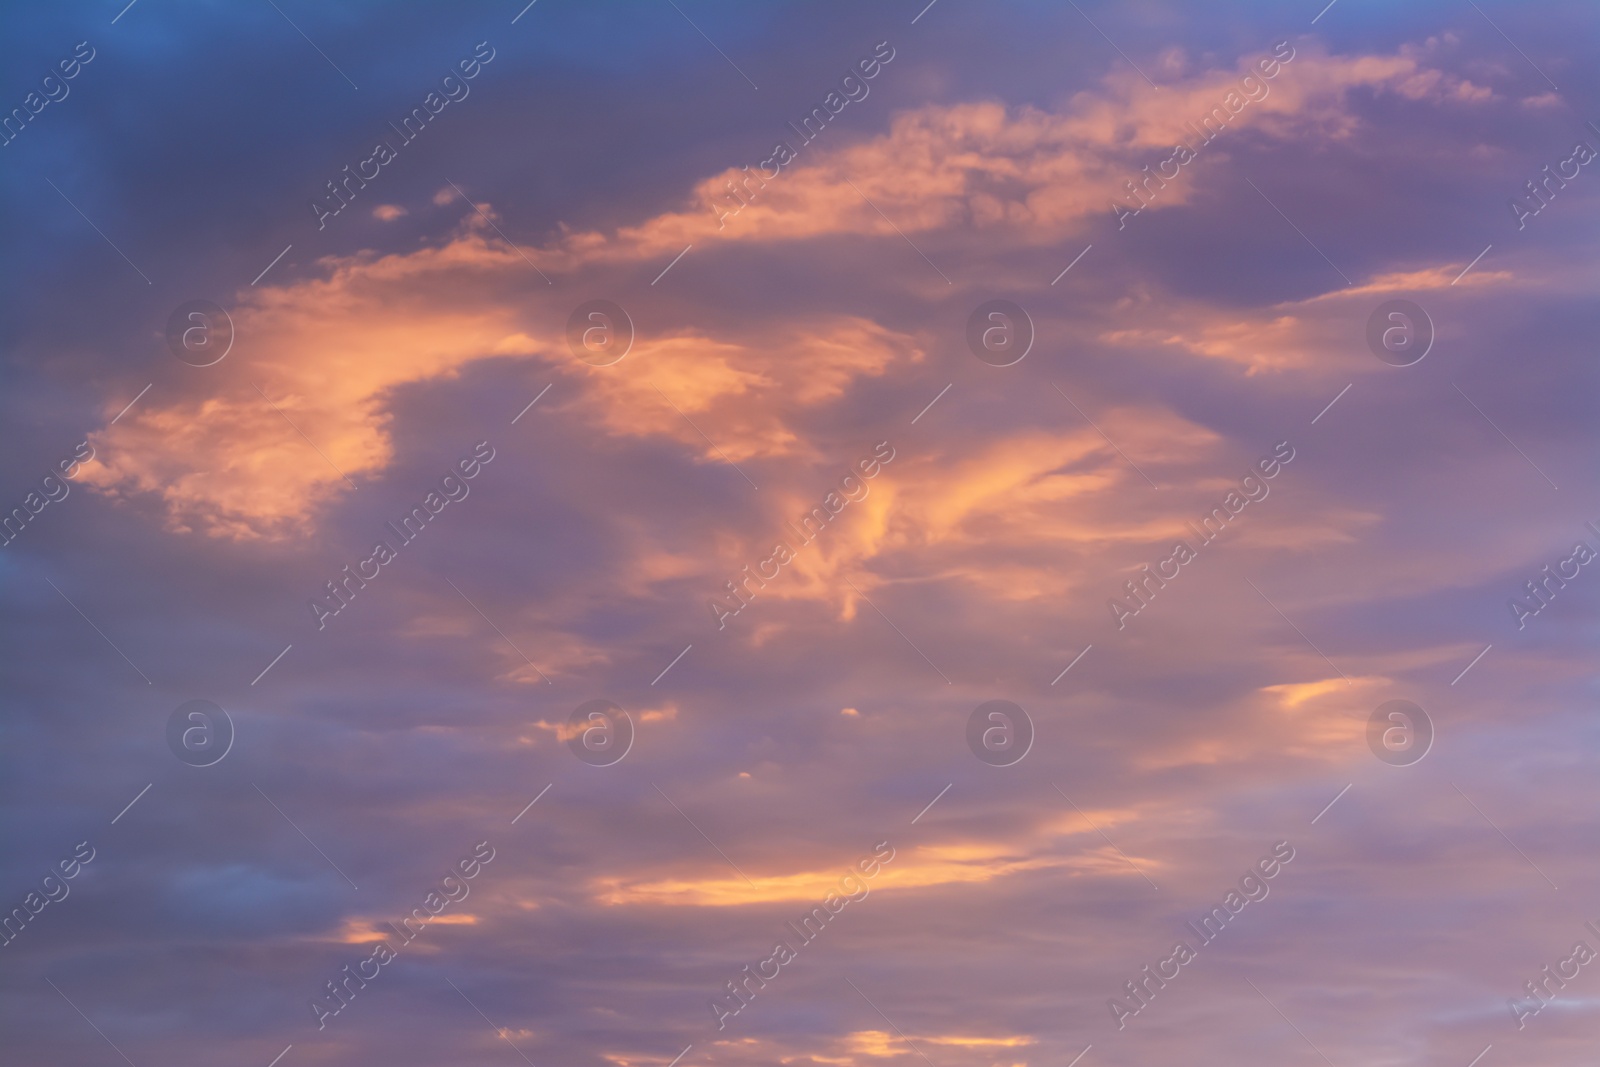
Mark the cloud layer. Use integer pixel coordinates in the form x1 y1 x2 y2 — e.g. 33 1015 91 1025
3 3 1598 1067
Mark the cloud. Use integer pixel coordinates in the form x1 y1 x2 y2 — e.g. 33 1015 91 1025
330 913 478 944
9 8 1600 1067
81 229 918 538
1100 260 1515 373
845 1030 1035 1058
80 224 539 538
570 315 920 463
75 39 1479 540
593 831 1170 908
543 42 1489 265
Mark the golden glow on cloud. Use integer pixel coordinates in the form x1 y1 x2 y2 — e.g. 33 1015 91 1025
331 913 479 943
530 702 677 742
594 837 1160 907
710 411 1228 625
82 223 541 539
543 43 1488 266
846 1031 1036 1058
574 317 921 462
80 41 1481 539
740 1029 1036 1067
1043 805 1146 837
1101 259 1514 374
1134 675 1387 770
1262 675 1384 756
1329 265 1514 297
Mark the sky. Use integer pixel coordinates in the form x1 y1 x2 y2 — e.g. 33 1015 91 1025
2 1 1599 1065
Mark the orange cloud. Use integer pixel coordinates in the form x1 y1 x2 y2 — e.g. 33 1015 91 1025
545 43 1487 265
594 838 1158 907
1101 261 1515 374
79 40 1476 539
1133 675 1386 770
708 413 1220 623
572 316 921 463
329 913 479 943
81 222 540 539
845 1031 1035 1058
